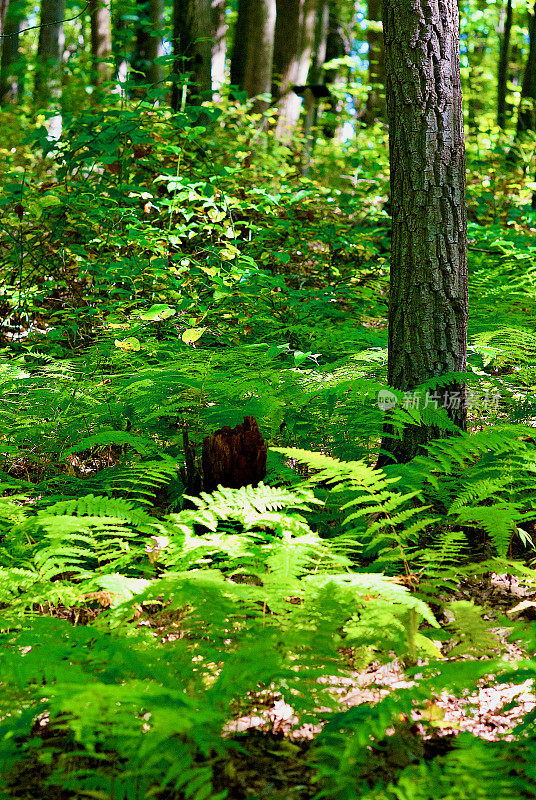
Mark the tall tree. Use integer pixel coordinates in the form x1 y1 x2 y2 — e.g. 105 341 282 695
497 0 513 129
273 0 317 139
379 0 468 464
212 0 228 95
0 0 24 104
321 5 349 139
242 0 276 111
89 0 112 87
516 1 536 135
172 0 212 107
230 0 250 89
133 0 164 89
301 0 329 172
147 0 165 86
34 0 66 106
0 0 8 41
364 0 385 123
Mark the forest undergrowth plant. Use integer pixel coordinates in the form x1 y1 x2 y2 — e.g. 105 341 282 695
0 479 443 799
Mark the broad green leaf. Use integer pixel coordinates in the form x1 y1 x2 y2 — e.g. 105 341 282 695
182 327 206 344
139 304 176 321
115 337 141 351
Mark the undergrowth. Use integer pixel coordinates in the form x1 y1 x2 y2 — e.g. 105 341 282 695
1 98 536 799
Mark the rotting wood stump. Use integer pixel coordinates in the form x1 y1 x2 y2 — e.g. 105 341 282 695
202 415 267 492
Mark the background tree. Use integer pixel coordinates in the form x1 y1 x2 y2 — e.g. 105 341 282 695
465 6 490 134
301 0 329 171
212 0 228 95
132 0 164 89
497 0 513 128
380 0 468 464
0 0 8 41
34 0 65 106
242 0 276 111
273 0 317 139
172 0 212 107
364 0 385 123
516 0 536 135
0 0 24 104
230 0 250 89
89 0 112 87
147 0 165 86
321 4 349 138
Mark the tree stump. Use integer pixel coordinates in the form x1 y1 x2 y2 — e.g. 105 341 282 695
202 416 267 493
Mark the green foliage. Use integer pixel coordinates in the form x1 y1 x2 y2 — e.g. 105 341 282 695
2 60 536 800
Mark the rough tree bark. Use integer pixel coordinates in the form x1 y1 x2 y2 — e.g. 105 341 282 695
230 0 250 88
202 416 267 492
497 0 513 129
243 0 276 112
89 0 112 86
172 0 212 107
273 0 317 139
34 0 65 106
364 0 385 123
379 0 468 465
212 0 228 95
0 1 24 104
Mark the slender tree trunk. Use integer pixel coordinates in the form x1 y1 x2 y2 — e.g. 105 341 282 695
0 0 9 41
517 1 536 136
322 4 348 138
497 0 512 128
148 0 165 85
172 0 212 107
132 0 164 89
466 41 486 134
230 0 250 88
364 0 385 123
0 2 24 104
243 0 276 112
34 0 65 106
212 0 228 95
379 0 468 465
133 0 150 86
273 0 317 139
89 0 112 86
301 0 328 172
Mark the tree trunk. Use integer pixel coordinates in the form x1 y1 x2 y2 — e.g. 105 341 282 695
202 416 267 492
243 0 276 112
0 0 8 41
301 0 328 172
379 0 468 465
466 41 486 134
517 1 536 136
497 0 513 129
132 0 164 89
148 0 165 85
322 4 348 138
0 2 24 104
89 0 112 86
172 0 212 107
34 0 65 106
230 0 250 89
364 0 385 123
273 0 317 139
212 0 228 95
